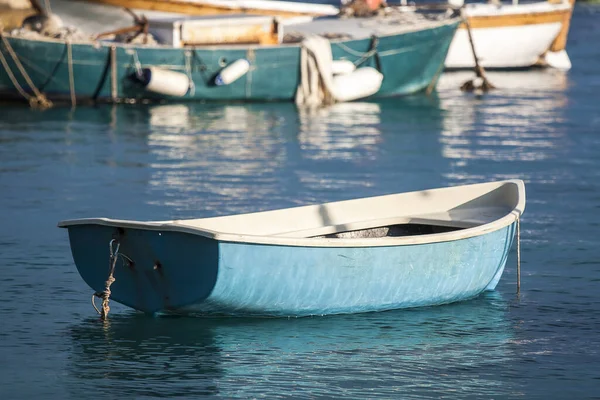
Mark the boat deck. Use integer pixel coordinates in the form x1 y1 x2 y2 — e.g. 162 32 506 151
285 12 456 41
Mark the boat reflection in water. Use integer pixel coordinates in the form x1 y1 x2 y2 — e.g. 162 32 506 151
294 97 452 198
143 96 450 213
67 292 519 398
145 103 295 214
144 102 388 211
297 102 383 161
436 69 571 183
140 69 571 201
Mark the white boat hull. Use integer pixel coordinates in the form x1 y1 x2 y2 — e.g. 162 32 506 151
445 22 562 69
444 1 574 70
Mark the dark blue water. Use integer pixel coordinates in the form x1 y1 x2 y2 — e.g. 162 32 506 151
2 4 600 399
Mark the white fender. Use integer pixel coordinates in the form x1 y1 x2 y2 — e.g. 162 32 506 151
215 59 251 86
331 60 356 76
142 67 190 97
545 50 572 71
332 67 383 102
447 0 464 8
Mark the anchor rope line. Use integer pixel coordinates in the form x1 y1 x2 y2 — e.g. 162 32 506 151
92 252 133 317
93 239 120 320
459 7 495 92
0 31 53 108
517 216 521 294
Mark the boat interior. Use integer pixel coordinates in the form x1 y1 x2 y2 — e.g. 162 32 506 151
58 180 524 243
313 223 463 239
170 180 524 239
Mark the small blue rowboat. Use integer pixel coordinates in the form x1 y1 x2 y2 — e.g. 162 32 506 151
58 180 526 317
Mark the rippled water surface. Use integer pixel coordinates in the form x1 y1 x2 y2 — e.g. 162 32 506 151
1 4 600 400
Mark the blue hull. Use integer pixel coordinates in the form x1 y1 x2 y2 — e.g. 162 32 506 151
0 19 459 102
66 222 516 316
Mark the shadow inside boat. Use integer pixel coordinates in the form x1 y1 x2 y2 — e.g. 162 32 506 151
66 291 517 397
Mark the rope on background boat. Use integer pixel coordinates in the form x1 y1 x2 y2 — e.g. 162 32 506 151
66 41 76 108
459 7 495 92
426 60 445 96
368 36 381 72
132 50 143 79
92 239 120 320
0 42 32 101
517 216 521 294
184 50 195 97
245 48 255 98
334 39 378 67
0 31 53 109
110 46 118 102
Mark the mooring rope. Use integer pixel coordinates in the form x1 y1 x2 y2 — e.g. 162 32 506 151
245 48 255 98
0 30 53 109
0 42 32 101
459 7 495 92
517 216 521 294
334 41 378 66
66 41 76 108
110 45 117 102
184 50 195 97
92 239 120 320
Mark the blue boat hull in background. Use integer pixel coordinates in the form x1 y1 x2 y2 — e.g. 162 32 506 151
0 19 459 103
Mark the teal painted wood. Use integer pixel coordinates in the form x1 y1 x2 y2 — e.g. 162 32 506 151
65 221 515 317
0 19 459 102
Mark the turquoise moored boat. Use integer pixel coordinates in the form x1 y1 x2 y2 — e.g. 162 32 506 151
0 14 460 103
58 180 526 317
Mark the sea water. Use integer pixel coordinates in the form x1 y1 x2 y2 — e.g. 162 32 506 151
1 4 599 399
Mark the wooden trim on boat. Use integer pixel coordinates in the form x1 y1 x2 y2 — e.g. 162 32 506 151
0 6 36 31
550 0 575 52
459 8 570 30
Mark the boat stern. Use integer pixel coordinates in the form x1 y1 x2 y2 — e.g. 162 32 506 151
60 221 220 314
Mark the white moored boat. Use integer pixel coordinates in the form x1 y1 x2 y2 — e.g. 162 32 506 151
445 0 575 70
